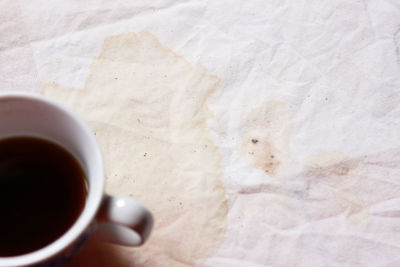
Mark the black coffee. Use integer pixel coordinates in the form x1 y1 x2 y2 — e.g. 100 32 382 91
0 136 87 256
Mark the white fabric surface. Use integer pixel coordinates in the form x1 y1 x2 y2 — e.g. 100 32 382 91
2 1 400 266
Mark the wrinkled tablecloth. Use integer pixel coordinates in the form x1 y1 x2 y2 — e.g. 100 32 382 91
2 1 400 266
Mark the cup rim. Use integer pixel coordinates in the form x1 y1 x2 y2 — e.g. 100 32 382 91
0 93 104 267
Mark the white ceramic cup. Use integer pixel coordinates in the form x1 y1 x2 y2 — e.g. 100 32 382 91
0 93 153 267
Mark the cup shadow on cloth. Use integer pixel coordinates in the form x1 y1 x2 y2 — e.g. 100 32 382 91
65 239 135 267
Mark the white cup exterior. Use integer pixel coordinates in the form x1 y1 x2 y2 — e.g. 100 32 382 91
0 93 151 267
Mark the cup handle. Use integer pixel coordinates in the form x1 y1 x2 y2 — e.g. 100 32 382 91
93 194 153 246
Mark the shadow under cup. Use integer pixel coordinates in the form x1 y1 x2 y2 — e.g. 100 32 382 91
0 94 104 267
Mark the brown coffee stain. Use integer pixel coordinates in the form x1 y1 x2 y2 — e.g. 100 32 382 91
240 101 291 177
43 31 227 266
304 151 369 226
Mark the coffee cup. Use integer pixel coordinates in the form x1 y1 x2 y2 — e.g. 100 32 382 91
0 93 153 267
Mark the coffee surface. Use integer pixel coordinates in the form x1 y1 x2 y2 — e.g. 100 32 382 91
0 137 87 256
